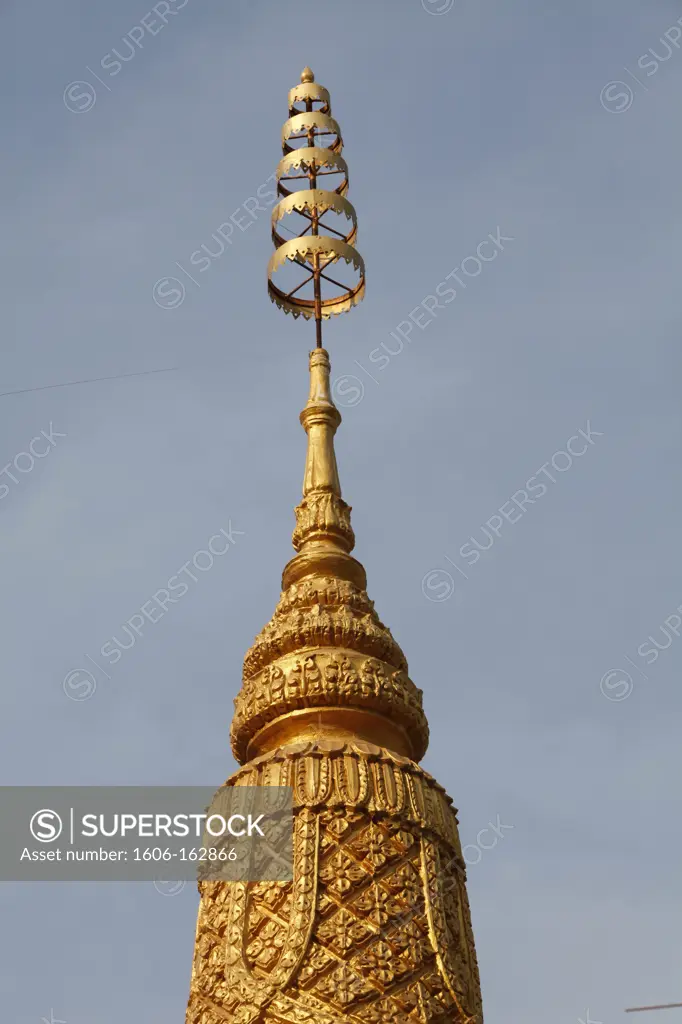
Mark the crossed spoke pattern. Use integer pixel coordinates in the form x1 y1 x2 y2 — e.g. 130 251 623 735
267 68 365 344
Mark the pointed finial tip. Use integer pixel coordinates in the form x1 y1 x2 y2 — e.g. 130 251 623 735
301 67 315 83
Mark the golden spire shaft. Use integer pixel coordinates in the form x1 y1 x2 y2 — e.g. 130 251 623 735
300 347 341 500
186 69 484 1024
300 65 323 347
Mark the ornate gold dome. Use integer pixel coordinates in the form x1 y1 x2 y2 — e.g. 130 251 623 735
230 348 429 767
186 349 483 1023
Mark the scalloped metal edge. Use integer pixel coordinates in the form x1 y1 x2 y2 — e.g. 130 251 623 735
288 82 331 110
282 111 342 150
268 276 366 320
229 739 444 796
271 190 358 250
268 236 364 276
277 147 348 182
266 235 364 319
272 189 356 228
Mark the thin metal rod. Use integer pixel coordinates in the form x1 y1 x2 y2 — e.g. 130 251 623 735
289 131 334 143
305 98 323 348
279 170 343 182
318 269 354 292
296 208 349 240
286 256 354 295
285 273 315 300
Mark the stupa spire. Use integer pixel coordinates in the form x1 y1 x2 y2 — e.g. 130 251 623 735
186 69 484 1024
299 346 342 499
283 347 364 587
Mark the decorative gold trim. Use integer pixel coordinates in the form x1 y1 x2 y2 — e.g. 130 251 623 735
271 189 358 250
187 742 482 1023
231 649 428 764
282 112 342 153
267 237 365 320
288 81 331 110
272 189 355 227
268 235 363 274
276 148 349 195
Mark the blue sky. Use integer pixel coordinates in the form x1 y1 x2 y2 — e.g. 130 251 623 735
2 1 681 1022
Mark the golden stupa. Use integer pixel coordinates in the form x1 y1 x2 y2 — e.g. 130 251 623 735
186 69 483 1024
